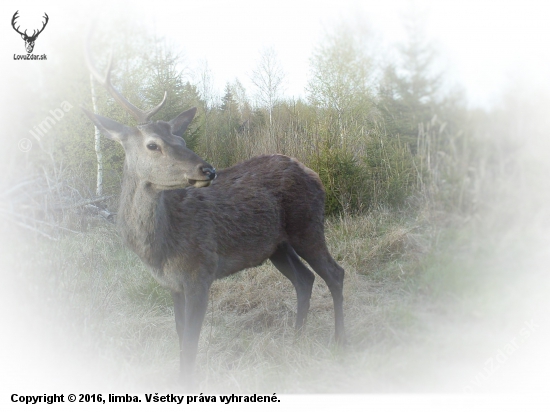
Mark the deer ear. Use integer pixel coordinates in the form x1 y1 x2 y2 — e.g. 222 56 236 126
169 107 197 137
81 106 130 142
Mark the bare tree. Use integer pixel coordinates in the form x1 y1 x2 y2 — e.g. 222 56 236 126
251 47 286 149
194 59 216 159
196 59 216 110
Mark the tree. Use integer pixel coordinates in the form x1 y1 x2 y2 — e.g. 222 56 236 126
143 38 189 121
212 83 243 166
378 15 442 146
89 74 103 196
251 47 285 134
307 25 377 149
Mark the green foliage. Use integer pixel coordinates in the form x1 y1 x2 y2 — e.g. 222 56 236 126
8 16 496 219
206 83 245 168
309 143 366 215
363 134 417 208
307 128 419 216
307 24 377 142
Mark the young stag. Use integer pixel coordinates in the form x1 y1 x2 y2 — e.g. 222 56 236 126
82 44 345 387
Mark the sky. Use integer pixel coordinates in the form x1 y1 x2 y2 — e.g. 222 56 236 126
2 0 549 107
141 0 550 107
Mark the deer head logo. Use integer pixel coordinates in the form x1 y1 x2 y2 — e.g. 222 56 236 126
11 11 49 54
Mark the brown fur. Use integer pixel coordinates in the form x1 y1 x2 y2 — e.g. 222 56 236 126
119 155 331 286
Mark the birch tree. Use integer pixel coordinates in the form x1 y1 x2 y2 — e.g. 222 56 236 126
89 75 103 197
251 47 285 149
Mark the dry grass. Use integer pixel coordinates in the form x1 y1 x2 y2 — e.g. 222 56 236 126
1 192 548 393
0 207 428 392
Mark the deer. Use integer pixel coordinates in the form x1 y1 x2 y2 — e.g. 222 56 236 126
11 11 49 54
82 36 345 388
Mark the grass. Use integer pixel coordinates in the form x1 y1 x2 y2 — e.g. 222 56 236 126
1 177 548 393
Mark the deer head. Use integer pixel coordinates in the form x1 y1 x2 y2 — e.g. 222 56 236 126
82 35 216 191
11 11 49 54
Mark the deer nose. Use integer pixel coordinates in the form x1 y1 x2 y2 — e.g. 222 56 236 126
201 166 216 180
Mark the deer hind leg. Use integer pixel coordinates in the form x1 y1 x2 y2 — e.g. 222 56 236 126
269 242 315 333
291 239 346 345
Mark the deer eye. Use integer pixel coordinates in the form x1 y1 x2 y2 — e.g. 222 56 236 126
146 143 160 151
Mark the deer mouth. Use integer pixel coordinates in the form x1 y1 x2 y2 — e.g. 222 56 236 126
151 179 212 190
187 179 212 188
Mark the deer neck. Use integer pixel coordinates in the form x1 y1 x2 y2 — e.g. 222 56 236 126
117 168 177 270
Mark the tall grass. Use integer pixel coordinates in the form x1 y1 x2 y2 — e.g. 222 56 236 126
6 173 545 393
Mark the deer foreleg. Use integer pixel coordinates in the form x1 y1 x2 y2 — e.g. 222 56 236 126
171 290 185 353
179 277 212 388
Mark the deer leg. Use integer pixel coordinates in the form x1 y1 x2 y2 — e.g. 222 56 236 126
179 278 211 388
270 242 315 333
293 245 346 345
171 291 185 353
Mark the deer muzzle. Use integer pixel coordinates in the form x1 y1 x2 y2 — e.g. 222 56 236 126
188 166 216 188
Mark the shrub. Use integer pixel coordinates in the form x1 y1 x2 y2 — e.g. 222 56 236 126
308 142 367 215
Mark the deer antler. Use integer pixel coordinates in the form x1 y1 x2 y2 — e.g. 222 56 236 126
84 28 167 125
11 11 26 37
